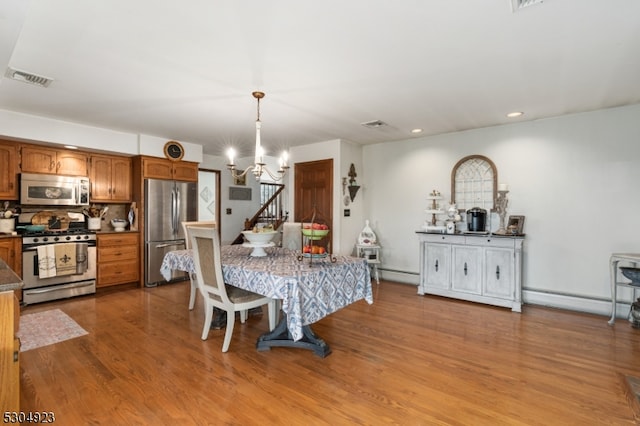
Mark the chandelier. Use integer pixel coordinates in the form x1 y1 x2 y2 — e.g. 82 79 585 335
226 91 289 182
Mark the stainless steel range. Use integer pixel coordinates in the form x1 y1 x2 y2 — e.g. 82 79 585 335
22 228 96 305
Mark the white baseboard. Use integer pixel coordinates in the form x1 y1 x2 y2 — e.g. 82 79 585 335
523 289 631 320
378 269 632 320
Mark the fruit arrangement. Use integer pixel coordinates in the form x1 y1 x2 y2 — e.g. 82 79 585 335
301 222 329 240
251 224 275 233
302 245 326 255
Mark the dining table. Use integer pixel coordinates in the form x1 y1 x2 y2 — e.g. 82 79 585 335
160 244 373 357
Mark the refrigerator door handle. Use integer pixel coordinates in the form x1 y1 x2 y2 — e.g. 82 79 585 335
171 185 177 235
155 242 184 249
175 186 181 236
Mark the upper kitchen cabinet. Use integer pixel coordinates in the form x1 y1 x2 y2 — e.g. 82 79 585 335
90 154 132 202
142 157 198 182
0 141 18 199
20 146 89 176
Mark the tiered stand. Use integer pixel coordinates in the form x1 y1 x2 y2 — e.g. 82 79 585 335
297 208 337 265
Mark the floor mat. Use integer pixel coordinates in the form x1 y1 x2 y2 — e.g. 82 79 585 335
16 308 88 352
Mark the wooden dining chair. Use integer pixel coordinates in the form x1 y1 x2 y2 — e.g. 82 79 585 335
181 220 216 310
188 226 277 352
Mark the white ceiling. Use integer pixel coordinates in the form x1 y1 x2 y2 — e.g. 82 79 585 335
1 0 639 157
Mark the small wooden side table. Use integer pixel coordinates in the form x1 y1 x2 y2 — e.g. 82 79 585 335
608 253 640 325
356 244 381 285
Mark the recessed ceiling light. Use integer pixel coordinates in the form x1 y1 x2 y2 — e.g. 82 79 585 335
411 128 423 134
506 111 524 118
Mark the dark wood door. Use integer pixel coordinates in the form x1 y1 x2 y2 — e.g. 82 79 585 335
294 159 333 232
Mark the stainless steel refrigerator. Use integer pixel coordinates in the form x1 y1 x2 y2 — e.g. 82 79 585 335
144 178 197 287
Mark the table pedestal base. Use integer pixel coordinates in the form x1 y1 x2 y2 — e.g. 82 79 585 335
256 316 331 358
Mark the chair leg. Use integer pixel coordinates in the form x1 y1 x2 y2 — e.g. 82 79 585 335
240 310 247 323
221 309 236 352
188 276 197 310
201 303 214 340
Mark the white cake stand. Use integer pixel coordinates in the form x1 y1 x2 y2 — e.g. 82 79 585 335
242 241 275 257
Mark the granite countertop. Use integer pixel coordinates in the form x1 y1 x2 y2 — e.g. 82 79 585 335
96 229 139 234
0 233 19 239
0 258 23 292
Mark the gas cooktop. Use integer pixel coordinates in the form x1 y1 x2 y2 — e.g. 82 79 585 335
21 228 96 244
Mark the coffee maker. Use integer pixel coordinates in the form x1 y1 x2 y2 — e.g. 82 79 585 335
466 207 487 232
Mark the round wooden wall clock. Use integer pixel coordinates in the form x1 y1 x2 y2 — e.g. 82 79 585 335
163 141 184 161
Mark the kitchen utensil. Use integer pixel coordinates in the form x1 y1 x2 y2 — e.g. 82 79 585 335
100 206 109 217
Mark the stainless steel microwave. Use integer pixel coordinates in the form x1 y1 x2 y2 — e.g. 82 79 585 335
20 173 90 206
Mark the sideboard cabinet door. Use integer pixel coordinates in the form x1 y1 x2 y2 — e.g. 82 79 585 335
423 243 451 290
451 245 482 294
483 247 515 300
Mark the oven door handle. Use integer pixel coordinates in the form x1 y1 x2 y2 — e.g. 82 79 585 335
23 244 95 252
24 281 95 294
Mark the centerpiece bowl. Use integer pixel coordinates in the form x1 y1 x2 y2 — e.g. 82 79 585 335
241 230 277 256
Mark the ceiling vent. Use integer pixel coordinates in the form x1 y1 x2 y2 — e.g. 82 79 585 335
511 0 543 12
361 120 388 129
4 67 53 88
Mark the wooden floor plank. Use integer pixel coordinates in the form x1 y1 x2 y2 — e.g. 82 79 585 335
18 280 640 425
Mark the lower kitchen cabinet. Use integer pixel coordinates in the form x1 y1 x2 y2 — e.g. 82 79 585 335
97 232 139 287
417 232 524 312
0 237 22 301
0 285 21 412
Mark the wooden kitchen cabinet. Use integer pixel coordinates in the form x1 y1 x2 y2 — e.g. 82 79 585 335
90 154 132 202
20 145 88 176
0 289 20 413
142 157 198 182
0 238 23 302
97 233 139 287
0 238 22 278
417 232 524 312
0 141 18 199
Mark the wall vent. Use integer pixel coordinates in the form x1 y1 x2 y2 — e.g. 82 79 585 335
4 67 53 87
361 120 388 129
511 0 543 12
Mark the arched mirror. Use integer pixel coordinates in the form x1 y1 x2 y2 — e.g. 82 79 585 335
451 155 497 212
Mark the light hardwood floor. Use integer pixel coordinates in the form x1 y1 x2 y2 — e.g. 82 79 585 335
18 280 640 425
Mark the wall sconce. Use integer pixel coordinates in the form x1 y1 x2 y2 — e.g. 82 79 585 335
347 163 360 202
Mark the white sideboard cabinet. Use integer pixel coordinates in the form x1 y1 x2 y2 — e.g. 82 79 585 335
416 232 524 312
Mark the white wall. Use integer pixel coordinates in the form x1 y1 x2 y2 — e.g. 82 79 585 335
0 109 204 162
363 103 640 316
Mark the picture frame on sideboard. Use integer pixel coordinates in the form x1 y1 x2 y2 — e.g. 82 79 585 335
507 215 525 235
